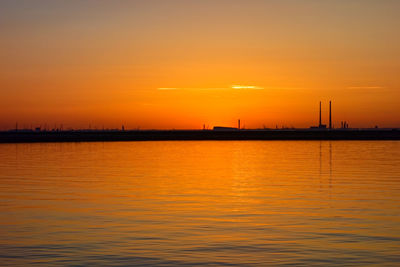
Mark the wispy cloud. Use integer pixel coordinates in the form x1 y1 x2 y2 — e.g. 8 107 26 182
231 85 264 90
157 87 227 90
347 86 384 89
157 85 264 91
157 87 180 90
263 86 304 90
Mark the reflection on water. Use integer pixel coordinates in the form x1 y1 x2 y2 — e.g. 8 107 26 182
0 141 399 266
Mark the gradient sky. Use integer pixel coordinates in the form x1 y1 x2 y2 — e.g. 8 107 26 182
1 0 399 130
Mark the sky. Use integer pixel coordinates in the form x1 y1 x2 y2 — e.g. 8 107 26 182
1 0 399 130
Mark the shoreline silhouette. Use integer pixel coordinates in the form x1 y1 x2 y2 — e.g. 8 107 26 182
1 128 399 143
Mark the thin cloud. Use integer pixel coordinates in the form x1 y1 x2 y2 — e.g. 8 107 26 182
157 85 265 91
157 87 180 90
157 87 227 90
263 86 304 90
347 86 384 89
231 85 264 90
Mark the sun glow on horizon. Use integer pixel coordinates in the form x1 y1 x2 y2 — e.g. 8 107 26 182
0 1 400 130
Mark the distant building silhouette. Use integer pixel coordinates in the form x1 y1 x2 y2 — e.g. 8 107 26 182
311 101 326 129
329 100 332 129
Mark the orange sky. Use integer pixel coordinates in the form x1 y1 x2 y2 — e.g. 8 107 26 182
1 0 399 130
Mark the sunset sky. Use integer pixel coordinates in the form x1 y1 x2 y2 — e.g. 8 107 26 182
1 0 399 130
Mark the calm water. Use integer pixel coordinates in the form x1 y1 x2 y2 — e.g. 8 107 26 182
0 141 399 266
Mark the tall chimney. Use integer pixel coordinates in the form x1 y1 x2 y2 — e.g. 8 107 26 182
238 119 240 130
319 101 322 127
329 100 332 129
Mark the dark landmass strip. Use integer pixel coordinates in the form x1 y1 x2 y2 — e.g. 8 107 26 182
0 129 399 143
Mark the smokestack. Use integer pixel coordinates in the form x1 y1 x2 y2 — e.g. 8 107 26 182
329 100 332 129
238 119 240 130
319 101 322 127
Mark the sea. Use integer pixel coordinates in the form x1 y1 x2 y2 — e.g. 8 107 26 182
0 141 399 266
